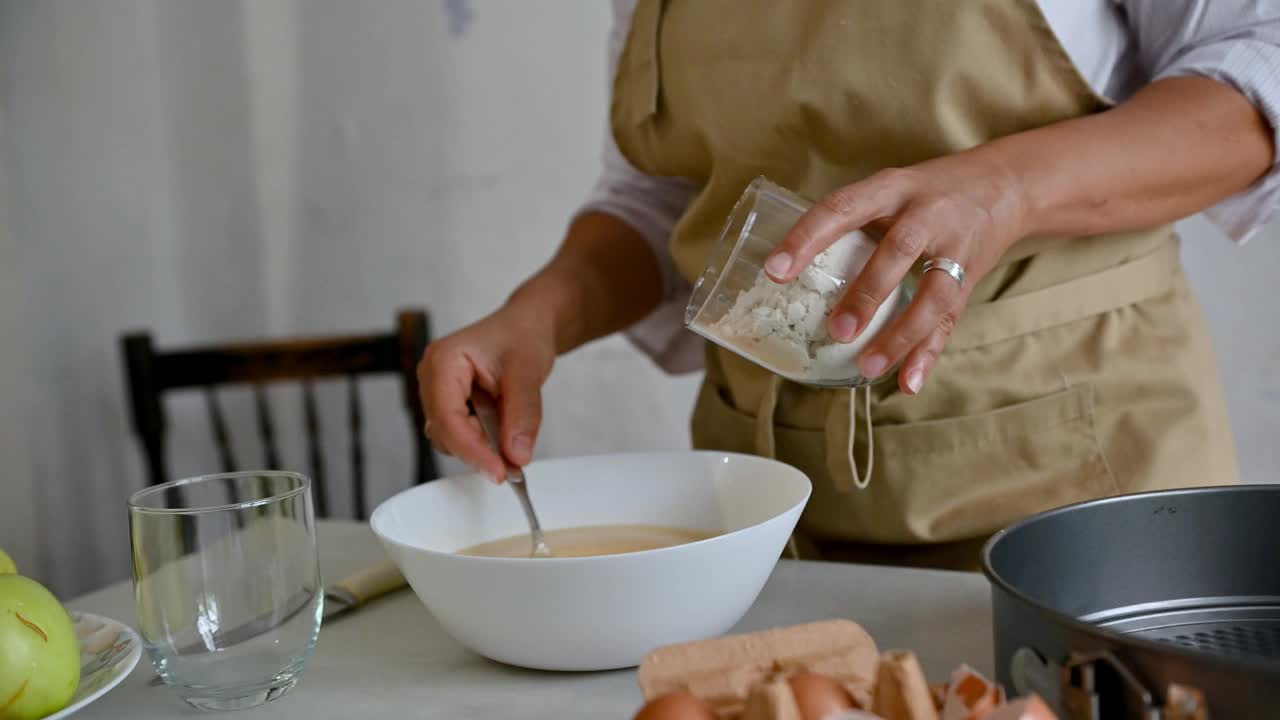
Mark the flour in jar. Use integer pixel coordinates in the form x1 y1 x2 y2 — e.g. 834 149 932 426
708 231 904 383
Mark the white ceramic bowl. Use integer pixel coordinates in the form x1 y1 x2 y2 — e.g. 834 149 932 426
369 450 811 671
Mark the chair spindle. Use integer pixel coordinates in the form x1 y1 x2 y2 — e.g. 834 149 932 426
302 380 328 517
253 384 282 470
348 375 365 519
204 388 239 504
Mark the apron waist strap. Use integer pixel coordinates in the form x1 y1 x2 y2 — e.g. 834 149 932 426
755 354 875 493
950 238 1182 351
754 374 782 459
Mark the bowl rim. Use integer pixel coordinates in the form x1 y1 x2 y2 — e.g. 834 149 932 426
368 449 812 565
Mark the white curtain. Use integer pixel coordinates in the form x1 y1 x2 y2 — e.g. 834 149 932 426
0 0 699 596
0 101 38 578
1 1 1276 598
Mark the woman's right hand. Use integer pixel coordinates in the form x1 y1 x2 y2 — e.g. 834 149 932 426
417 306 557 483
418 211 668 481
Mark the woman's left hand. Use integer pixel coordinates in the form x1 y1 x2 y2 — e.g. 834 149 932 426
764 150 1030 395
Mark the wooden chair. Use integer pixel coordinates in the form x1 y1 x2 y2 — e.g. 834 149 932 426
120 309 439 519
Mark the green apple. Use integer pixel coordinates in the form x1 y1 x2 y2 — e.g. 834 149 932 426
0 575 80 720
0 551 15 575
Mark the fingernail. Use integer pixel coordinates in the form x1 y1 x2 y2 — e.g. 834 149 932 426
905 366 924 394
511 433 532 462
860 353 889 378
830 313 859 342
765 252 792 279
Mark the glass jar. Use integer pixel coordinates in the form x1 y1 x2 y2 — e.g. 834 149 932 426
685 177 915 387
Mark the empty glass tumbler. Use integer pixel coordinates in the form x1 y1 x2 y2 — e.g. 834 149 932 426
128 471 322 711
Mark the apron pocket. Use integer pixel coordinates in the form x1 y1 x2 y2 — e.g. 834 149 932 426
690 380 759 456
690 378 834 492
817 384 1118 544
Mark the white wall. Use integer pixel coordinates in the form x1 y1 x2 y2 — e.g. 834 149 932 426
1180 216 1280 484
0 0 696 595
0 106 39 574
0 1 1273 596
281 0 700 479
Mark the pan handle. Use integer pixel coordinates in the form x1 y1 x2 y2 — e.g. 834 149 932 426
1010 648 1208 720
1061 651 1160 720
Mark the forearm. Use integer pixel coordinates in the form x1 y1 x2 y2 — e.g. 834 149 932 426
982 76 1276 239
501 211 663 354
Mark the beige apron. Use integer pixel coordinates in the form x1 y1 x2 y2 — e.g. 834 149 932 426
611 0 1239 570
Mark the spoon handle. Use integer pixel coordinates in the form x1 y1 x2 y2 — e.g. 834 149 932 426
466 387 519 481
507 477 553 558
468 387 553 558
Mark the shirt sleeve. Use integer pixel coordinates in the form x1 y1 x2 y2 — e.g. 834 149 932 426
572 0 705 373
1116 0 1280 243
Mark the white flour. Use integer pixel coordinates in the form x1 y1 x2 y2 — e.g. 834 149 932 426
709 231 903 383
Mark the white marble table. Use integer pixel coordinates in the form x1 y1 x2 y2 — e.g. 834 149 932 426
68 521 995 718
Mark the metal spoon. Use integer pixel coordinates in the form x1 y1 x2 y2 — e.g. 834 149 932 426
468 387 553 558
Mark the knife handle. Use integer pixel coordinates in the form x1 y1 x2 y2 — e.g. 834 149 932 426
328 560 407 606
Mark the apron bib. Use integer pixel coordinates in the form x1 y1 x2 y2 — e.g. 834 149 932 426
611 0 1239 570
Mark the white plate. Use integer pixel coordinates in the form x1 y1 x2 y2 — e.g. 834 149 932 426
43 612 142 719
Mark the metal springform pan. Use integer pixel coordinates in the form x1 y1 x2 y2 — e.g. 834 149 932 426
983 485 1280 719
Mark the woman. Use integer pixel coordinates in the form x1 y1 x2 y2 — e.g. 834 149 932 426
420 0 1280 570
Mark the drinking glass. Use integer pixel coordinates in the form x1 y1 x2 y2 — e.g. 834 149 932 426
685 176 915 386
128 471 322 711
